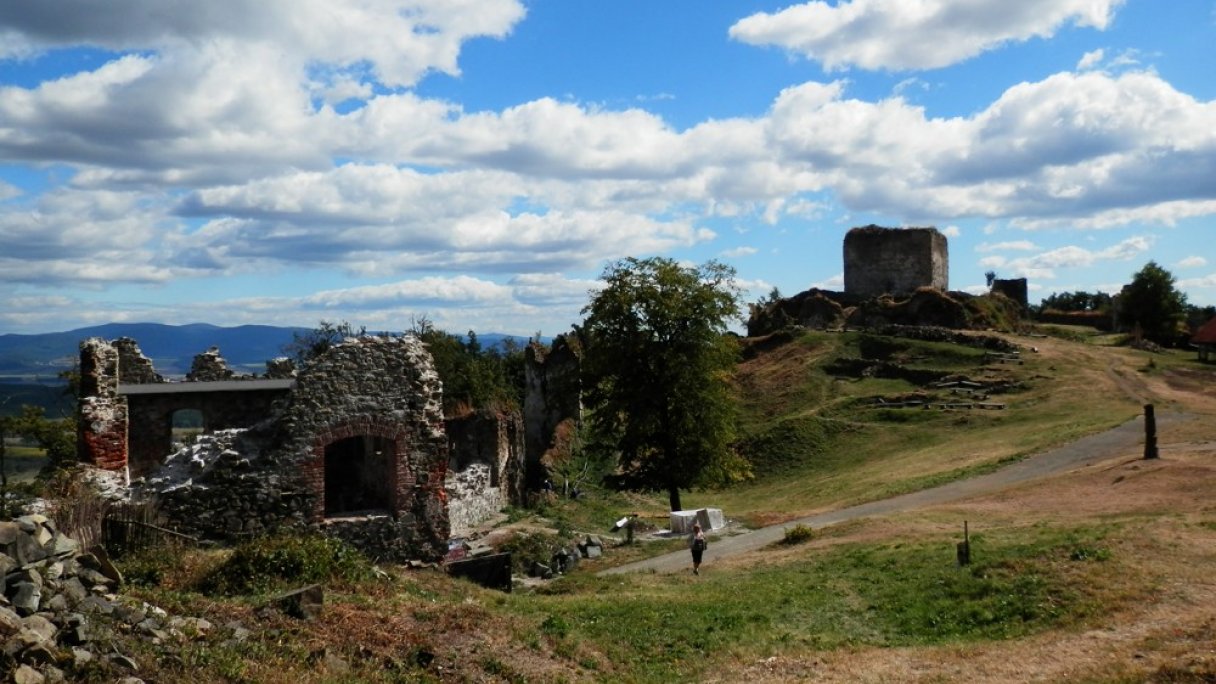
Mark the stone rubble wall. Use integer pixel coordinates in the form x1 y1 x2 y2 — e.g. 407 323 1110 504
267 335 450 561
185 347 237 381
445 409 526 536
113 337 164 384
446 463 505 537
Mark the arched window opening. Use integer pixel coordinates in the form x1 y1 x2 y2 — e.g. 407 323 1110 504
324 435 395 517
171 408 204 449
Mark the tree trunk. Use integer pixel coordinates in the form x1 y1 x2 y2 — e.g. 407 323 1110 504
668 484 682 512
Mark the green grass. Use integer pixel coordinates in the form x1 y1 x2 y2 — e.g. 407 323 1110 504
513 524 1133 682
688 328 1144 524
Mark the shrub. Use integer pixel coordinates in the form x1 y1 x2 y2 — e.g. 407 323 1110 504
782 524 814 545
496 531 571 575
199 534 374 595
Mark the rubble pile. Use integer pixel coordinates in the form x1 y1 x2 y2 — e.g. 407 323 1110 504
0 514 222 683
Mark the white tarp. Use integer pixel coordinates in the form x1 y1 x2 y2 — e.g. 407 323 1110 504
670 507 725 533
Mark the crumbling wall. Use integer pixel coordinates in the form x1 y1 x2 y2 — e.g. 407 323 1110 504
186 347 237 381
445 409 525 536
113 337 163 384
843 226 948 298
77 339 128 472
271 335 450 560
991 278 1029 313
523 334 582 489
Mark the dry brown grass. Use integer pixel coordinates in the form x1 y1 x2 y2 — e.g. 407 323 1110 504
709 432 1216 683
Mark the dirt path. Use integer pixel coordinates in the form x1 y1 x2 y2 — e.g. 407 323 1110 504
599 410 1191 576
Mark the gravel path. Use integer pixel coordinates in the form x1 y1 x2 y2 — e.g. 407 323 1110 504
599 411 1187 576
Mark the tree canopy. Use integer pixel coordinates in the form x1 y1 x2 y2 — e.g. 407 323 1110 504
1120 261 1188 345
580 257 749 511
1039 290 1112 313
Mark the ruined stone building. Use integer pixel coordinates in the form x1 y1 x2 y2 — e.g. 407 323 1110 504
524 334 583 491
843 225 949 298
77 335 526 561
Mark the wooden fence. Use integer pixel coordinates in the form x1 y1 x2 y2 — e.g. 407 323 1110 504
101 502 199 557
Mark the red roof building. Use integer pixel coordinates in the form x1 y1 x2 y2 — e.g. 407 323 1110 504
1193 317 1216 362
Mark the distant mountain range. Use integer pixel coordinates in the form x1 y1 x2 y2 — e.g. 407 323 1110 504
0 322 536 382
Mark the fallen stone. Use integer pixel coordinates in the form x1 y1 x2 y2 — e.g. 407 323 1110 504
266 584 323 620
0 612 23 643
585 545 603 559
106 653 139 671
11 583 42 616
20 615 56 643
12 664 44 684
0 522 21 545
18 641 57 667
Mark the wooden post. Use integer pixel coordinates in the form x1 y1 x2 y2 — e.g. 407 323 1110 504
1144 404 1159 460
956 520 971 566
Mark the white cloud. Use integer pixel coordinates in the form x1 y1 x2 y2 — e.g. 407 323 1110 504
977 240 1037 252
301 276 512 310
998 236 1151 280
1178 256 1208 268
1077 49 1105 71
0 0 526 87
810 273 844 289
729 0 1124 71
721 246 759 258
1179 273 1216 289
940 225 961 237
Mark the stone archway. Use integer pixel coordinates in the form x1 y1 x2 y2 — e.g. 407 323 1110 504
323 434 396 516
307 421 411 522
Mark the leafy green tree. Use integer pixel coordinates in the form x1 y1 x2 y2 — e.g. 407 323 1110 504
282 320 366 366
408 317 525 415
581 257 749 511
1039 290 1112 313
1120 261 1188 345
7 405 76 467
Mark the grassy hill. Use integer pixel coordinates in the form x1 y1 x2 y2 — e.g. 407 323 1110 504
45 327 1216 682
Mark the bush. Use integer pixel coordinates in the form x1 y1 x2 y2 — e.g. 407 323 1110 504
200 534 374 595
782 524 814 545
496 531 571 575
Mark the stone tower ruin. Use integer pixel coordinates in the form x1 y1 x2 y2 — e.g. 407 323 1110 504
843 225 949 298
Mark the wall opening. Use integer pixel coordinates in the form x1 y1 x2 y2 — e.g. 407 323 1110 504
171 408 204 449
324 435 396 517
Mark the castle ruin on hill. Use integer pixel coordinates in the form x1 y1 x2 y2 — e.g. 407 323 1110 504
77 335 532 562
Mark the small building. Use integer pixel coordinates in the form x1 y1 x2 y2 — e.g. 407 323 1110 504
1193 317 1216 363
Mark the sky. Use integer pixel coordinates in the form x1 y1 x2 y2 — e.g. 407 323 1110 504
1 0 1215 337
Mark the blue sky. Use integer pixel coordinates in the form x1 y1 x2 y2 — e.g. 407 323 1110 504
1 0 1214 336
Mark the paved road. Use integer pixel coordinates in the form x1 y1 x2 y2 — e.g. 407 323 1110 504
600 412 1185 576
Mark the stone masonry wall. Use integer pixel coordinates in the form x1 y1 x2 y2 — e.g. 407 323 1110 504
77 339 128 473
113 337 163 384
843 225 948 298
523 334 582 489
446 409 525 536
269 335 450 561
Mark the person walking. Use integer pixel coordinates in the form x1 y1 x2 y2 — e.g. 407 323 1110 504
689 523 708 575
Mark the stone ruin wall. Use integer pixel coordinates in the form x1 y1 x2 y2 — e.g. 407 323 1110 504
843 225 948 298
77 339 127 472
991 277 1029 312
77 331 548 561
259 335 451 560
523 334 582 489
79 335 455 562
445 409 525 537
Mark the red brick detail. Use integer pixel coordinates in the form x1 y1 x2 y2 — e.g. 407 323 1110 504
309 420 412 523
